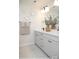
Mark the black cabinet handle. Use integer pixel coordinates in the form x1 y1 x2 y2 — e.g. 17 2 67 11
48 40 52 43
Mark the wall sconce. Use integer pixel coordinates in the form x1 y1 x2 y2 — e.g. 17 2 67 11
41 5 49 13
53 0 59 6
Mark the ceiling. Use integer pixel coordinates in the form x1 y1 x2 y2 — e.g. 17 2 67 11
19 0 55 10
19 0 58 21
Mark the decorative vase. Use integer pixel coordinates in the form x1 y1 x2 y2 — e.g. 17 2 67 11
46 25 51 32
51 24 56 29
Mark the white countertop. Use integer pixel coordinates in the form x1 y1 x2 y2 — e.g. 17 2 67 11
34 29 59 37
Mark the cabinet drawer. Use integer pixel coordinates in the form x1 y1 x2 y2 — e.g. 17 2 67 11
45 44 59 57
47 39 59 46
43 34 59 42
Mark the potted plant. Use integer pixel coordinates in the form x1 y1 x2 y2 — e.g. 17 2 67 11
45 16 52 32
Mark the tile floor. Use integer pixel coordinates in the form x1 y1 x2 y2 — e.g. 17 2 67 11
19 35 49 59
19 45 49 59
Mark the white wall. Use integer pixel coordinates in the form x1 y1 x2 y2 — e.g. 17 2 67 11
19 0 42 46
19 0 57 46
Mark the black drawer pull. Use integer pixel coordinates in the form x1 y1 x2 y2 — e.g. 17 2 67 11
48 40 52 43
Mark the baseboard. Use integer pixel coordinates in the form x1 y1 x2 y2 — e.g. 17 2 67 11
20 42 34 47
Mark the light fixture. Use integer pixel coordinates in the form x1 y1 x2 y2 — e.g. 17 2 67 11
41 5 49 13
44 6 49 12
53 0 59 6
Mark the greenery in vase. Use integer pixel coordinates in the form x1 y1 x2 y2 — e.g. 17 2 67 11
45 16 52 25
45 15 59 29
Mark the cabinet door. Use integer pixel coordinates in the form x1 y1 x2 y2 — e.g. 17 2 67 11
43 34 59 42
48 40 59 56
43 37 59 59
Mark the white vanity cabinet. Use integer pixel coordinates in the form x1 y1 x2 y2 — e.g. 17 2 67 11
34 30 59 59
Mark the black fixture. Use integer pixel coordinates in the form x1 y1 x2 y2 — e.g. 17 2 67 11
33 0 37 3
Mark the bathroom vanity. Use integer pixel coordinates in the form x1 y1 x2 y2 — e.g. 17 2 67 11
34 30 59 59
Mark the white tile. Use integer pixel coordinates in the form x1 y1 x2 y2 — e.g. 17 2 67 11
19 45 49 59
